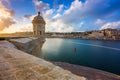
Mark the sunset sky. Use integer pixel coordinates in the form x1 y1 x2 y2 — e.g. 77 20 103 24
0 0 120 33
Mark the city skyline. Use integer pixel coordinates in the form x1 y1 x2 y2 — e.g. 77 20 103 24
0 0 120 33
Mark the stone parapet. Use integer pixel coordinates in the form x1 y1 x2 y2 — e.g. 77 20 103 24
0 43 86 80
9 37 41 57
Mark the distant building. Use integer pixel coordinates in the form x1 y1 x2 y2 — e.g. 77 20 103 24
103 28 120 40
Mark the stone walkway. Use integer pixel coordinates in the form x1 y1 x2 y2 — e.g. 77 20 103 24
0 45 86 80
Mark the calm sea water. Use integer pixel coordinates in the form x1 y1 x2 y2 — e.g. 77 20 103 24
42 38 120 75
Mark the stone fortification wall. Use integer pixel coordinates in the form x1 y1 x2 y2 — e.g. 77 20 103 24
0 41 86 80
9 37 41 57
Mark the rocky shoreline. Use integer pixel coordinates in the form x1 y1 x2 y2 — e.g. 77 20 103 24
53 62 120 80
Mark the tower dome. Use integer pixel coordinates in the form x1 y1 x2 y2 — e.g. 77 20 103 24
32 12 45 25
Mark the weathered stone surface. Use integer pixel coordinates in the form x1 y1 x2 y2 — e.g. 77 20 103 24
54 62 120 80
0 40 16 48
0 45 86 80
9 37 42 57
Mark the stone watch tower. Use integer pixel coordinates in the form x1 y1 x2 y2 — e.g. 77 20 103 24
32 12 46 47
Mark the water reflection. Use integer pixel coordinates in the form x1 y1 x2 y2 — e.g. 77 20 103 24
42 38 120 75
42 38 64 54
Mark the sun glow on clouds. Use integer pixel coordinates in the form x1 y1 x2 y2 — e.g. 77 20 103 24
0 0 15 32
0 0 33 33
1 0 120 33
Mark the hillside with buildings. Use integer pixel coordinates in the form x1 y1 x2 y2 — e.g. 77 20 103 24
1 28 120 40
46 28 120 40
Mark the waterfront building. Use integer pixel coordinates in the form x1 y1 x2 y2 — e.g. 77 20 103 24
103 29 120 40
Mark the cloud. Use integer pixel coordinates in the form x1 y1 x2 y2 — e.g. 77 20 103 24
57 4 64 12
95 19 104 25
0 1 15 31
24 14 32 19
94 19 106 27
63 0 120 21
1 0 120 33
1 0 10 4
32 0 83 32
33 0 49 12
101 21 120 30
31 0 120 32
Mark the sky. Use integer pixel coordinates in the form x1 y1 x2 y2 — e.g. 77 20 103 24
0 0 120 33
